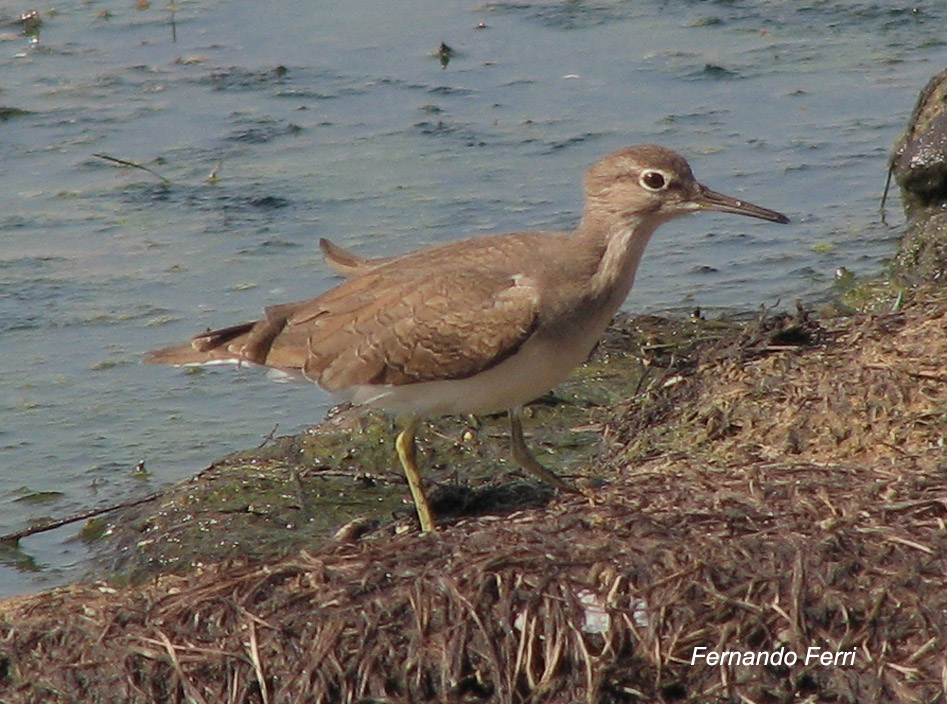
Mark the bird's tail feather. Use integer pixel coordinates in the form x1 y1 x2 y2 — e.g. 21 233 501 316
143 322 255 366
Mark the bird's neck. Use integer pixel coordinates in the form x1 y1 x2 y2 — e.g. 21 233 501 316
576 211 662 307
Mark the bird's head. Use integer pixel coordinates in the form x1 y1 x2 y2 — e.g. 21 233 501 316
583 144 789 229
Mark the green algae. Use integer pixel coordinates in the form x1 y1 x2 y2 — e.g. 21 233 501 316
94 327 661 583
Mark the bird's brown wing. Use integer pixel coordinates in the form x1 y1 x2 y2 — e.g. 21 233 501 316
294 264 541 390
145 258 542 393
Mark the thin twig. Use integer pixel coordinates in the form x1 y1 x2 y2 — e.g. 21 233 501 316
0 489 162 544
169 0 177 42
246 619 270 704
880 161 893 223
257 423 280 449
93 153 170 184
155 629 208 704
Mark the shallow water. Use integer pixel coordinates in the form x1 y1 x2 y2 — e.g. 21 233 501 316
0 0 943 595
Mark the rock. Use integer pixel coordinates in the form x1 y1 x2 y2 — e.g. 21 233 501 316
890 69 947 285
891 67 947 214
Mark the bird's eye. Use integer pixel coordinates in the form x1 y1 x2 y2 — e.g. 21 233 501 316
640 170 668 191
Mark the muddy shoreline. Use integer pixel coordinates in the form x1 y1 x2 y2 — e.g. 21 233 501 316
2 71 947 704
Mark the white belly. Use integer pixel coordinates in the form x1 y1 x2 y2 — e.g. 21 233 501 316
344 311 613 417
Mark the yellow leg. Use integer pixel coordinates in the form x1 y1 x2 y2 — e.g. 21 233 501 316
509 406 578 493
395 418 436 532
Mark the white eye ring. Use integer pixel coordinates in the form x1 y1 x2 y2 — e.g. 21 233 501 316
640 170 670 191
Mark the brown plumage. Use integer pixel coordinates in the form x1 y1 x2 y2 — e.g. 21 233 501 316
146 144 789 531
146 231 596 392
317 236 391 277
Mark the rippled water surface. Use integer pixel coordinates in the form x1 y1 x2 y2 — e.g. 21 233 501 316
1 0 944 595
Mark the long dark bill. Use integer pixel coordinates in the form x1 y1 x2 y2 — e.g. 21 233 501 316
695 185 790 224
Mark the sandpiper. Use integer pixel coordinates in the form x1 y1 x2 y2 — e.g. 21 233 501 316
146 144 789 532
